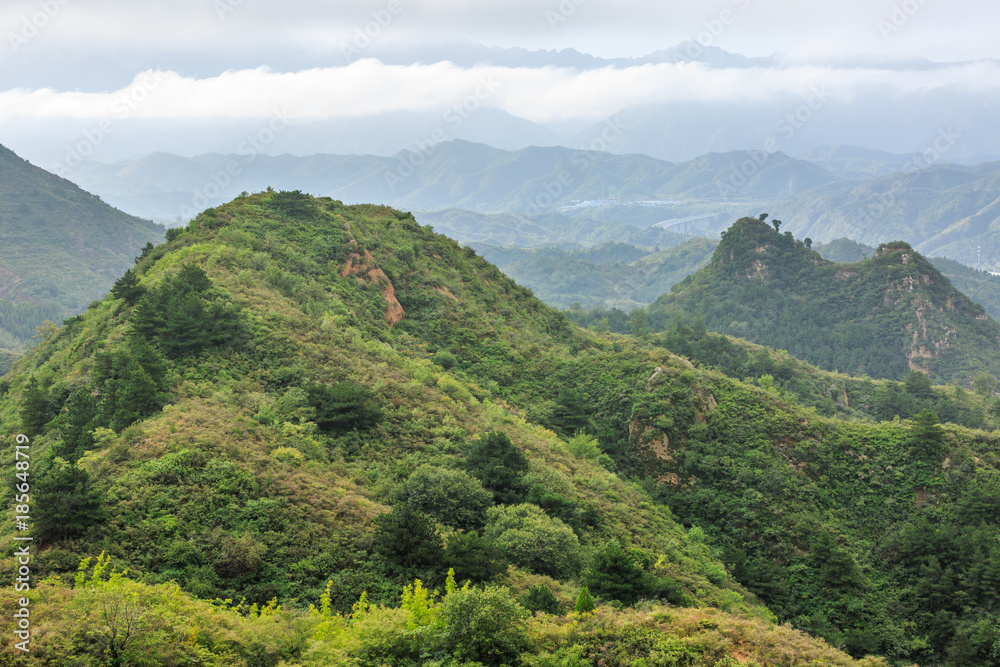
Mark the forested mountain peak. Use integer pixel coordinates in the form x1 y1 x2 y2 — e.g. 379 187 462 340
655 216 1000 383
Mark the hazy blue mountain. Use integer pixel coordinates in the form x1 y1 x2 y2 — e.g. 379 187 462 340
575 87 1000 163
366 40 776 70
67 141 839 224
774 163 1000 265
797 145 930 179
421 208 700 249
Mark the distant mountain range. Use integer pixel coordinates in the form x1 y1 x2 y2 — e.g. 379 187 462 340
775 162 1000 266
66 141 839 223
64 138 1000 271
475 239 717 311
471 232 1000 321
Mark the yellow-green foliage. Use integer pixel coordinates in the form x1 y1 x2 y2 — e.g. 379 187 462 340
526 606 896 667
0 561 885 667
0 554 301 666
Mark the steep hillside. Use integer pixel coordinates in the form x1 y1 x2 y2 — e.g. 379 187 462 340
0 144 164 347
628 356 1000 666
816 238 1000 321
926 256 1000 321
649 216 1000 383
568 304 1000 433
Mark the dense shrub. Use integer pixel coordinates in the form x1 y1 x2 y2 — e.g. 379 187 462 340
483 504 581 579
400 465 493 530
440 585 531 666
305 381 383 433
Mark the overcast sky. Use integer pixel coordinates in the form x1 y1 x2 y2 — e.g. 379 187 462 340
1 0 998 164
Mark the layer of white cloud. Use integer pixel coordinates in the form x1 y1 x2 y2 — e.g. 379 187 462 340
2 59 999 126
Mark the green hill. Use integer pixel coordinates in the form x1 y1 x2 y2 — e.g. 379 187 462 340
1 191 884 666
4 192 1000 665
815 238 1000 321
648 216 1000 383
0 144 164 350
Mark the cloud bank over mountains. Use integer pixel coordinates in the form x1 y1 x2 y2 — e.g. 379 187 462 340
2 0 998 168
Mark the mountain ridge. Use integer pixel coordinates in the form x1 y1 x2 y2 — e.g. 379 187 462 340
67 141 840 223
649 216 1000 383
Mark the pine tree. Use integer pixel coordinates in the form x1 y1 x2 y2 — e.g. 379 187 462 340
19 377 51 436
35 457 105 541
582 540 651 605
56 388 98 461
574 586 595 614
135 241 156 263
522 585 561 615
305 382 382 433
372 503 443 577
904 371 935 399
465 431 529 504
910 409 945 460
110 269 145 306
546 387 596 438
94 337 169 431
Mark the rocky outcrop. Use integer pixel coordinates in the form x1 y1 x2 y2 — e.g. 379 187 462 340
340 240 405 326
